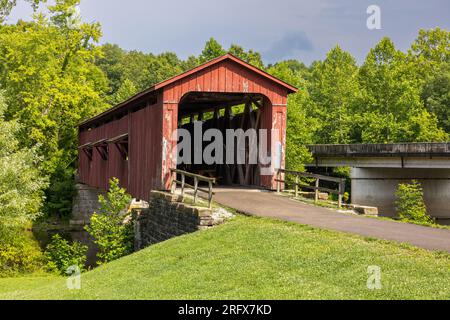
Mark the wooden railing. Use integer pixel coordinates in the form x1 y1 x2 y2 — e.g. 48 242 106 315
276 169 346 208
170 169 216 209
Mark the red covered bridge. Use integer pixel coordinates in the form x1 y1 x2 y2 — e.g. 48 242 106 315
78 54 297 200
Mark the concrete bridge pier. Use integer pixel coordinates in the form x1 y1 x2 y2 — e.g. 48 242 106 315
351 168 450 223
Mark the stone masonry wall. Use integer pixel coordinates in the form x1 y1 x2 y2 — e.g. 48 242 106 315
71 183 105 226
133 191 228 250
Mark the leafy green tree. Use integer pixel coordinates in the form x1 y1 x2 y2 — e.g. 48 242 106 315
0 93 47 232
409 28 450 77
421 63 450 132
269 59 309 78
0 0 43 22
96 43 126 95
395 180 432 224
357 37 447 143
118 50 154 91
284 90 316 171
268 60 307 88
409 29 450 134
182 55 200 70
109 78 138 105
0 92 47 276
229 44 264 69
199 37 226 63
0 0 108 215
309 46 360 144
145 52 184 88
268 61 315 171
85 178 133 265
97 45 185 100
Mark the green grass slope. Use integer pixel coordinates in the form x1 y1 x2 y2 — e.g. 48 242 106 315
1 216 449 300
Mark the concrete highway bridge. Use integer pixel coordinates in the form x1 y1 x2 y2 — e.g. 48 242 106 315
308 143 450 223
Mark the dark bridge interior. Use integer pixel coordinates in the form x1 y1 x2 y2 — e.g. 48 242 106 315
177 92 268 186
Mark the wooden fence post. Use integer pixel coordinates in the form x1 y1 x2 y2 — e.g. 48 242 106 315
193 177 198 204
181 174 185 197
338 180 345 208
295 175 299 198
208 181 213 209
171 171 176 194
314 178 319 203
277 171 281 193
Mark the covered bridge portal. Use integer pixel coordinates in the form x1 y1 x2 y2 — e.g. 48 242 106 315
78 54 297 200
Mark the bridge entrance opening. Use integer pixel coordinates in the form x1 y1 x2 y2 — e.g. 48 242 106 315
176 92 268 187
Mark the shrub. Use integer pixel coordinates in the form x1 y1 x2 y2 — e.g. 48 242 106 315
44 234 87 275
0 227 44 277
85 178 133 265
343 192 350 203
395 180 433 224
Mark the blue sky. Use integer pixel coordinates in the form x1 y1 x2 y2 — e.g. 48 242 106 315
8 0 450 65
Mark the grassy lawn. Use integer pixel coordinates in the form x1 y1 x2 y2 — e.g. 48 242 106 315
0 215 449 300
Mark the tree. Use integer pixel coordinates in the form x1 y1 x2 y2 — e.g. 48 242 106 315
268 59 309 77
182 55 200 71
409 28 450 77
421 63 450 132
109 78 138 105
145 52 184 88
0 92 47 232
409 29 450 134
268 60 307 88
0 0 108 215
309 46 360 144
284 89 316 172
268 61 315 171
357 37 447 143
228 44 264 69
199 37 226 63
96 45 185 100
0 0 43 23
96 43 126 95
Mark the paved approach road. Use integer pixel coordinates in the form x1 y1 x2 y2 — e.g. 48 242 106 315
213 189 450 253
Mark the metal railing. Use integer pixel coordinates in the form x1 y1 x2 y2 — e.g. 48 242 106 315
276 169 346 208
170 169 216 209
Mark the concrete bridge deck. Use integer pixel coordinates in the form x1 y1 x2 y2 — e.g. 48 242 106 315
213 188 450 253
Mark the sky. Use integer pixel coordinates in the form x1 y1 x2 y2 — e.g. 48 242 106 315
7 0 450 65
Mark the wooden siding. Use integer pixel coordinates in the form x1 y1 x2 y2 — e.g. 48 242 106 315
162 60 289 105
78 96 164 200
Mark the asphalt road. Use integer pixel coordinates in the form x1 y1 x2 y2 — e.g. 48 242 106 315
213 188 450 253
